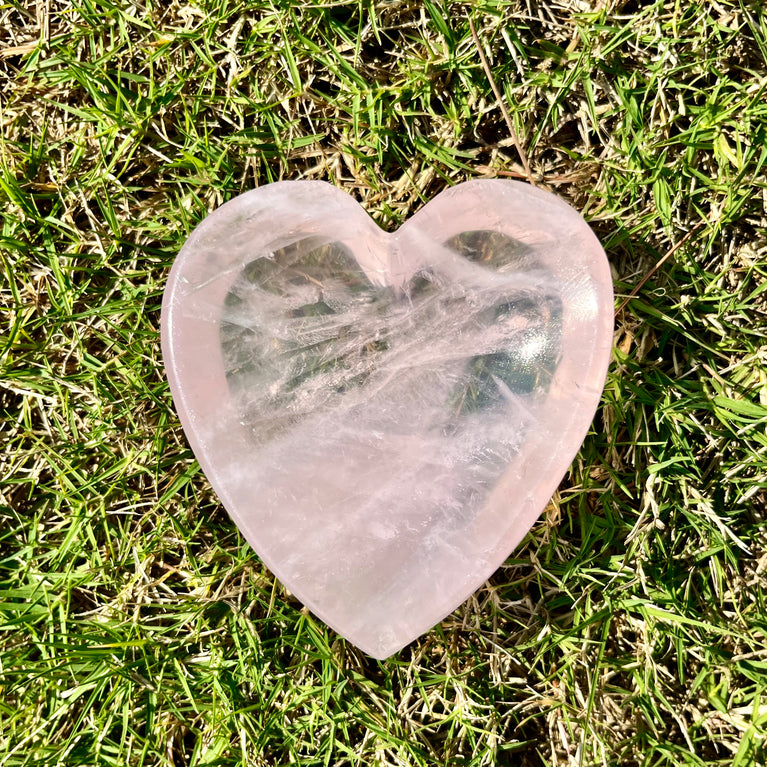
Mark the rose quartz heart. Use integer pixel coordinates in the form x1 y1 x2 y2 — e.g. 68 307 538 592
161 179 613 659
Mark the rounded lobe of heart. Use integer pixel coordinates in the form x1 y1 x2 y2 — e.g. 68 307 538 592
161 179 613 659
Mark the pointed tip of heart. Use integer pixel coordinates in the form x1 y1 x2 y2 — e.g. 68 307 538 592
314 614 414 661
360 643 401 662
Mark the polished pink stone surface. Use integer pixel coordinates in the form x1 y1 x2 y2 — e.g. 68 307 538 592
161 179 613 659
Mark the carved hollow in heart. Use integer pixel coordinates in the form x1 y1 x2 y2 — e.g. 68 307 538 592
161 179 613 659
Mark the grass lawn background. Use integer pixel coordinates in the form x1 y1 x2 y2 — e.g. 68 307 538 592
2 1 767 765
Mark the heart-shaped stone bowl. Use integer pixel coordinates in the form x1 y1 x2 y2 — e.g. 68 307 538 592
161 179 613 659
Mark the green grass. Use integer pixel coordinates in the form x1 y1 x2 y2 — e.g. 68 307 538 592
2 0 767 764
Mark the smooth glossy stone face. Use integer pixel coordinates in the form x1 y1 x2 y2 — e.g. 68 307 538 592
161 179 613 659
